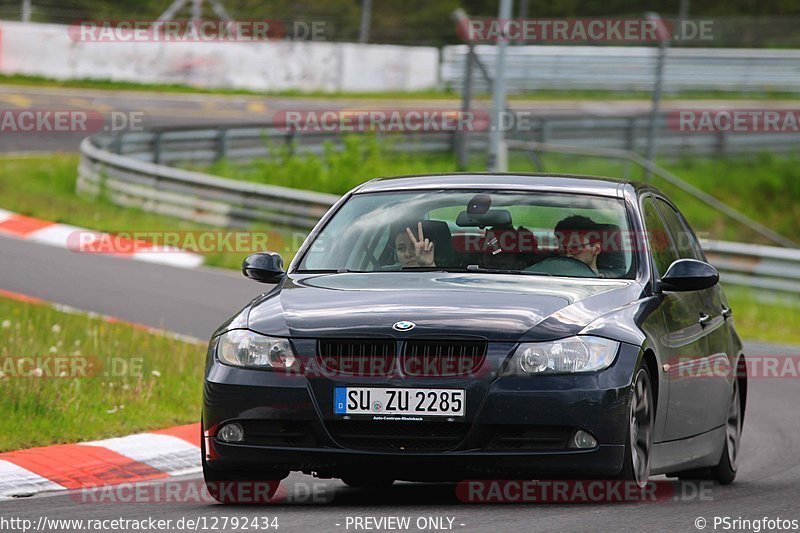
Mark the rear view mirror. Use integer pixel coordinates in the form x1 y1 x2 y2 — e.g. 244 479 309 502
456 209 512 228
242 252 285 283
659 259 719 292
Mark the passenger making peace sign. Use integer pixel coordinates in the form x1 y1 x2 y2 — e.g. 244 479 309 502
394 221 436 268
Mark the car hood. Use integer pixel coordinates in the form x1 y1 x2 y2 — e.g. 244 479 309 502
245 272 644 342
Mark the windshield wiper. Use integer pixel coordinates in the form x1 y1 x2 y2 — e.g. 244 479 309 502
295 268 361 274
296 267 551 276
397 266 468 272
465 265 552 276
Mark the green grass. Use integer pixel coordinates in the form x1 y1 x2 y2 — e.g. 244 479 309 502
3 73 799 101
533 152 800 244
202 137 800 245
0 154 291 269
0 295 205 451
725 287 800 345
200 136 463 195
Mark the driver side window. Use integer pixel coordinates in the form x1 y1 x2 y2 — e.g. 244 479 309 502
641 196 678 278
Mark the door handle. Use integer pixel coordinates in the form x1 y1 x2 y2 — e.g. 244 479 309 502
722 306 732 319
698 313 711 327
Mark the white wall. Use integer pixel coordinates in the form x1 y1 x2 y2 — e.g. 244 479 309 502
441 44 800 93
0 21 439 92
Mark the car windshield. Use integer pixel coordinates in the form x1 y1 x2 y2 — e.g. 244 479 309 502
297 190 635 279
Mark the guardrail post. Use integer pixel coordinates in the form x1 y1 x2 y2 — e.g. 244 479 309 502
623 118 636 177
285 130 295 157
716 130 727 156
153 132 163 165
216 127 228 161
540 119 550 144
626 118 636 152
111 134 123 155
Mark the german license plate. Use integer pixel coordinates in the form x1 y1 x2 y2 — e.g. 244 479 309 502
334 387 465 417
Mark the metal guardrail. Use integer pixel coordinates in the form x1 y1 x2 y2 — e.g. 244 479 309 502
501 114 800 156
78 125 800 294
441 45 800 94
78 136 339 230
79 124 456 228
704 240 800 295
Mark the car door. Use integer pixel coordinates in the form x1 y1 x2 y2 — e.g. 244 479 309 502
655 197 732 433
641 195 709 440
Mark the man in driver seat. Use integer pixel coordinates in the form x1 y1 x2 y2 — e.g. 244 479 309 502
554 215 605 276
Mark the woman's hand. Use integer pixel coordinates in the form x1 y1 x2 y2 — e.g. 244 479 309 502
405 222 435 267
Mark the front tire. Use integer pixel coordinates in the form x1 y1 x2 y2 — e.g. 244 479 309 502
618 364 654 487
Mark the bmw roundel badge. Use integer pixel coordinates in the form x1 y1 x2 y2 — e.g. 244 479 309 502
392 320 416 331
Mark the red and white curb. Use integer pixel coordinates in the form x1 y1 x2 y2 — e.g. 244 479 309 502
0 208 204 269
0 290 204 499
0 424 201 500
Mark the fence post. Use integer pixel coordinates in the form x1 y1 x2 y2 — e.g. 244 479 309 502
456 45 475 170
644 12 669 182
487 0 513 172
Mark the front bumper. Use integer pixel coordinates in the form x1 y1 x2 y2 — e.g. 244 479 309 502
202 341 640 480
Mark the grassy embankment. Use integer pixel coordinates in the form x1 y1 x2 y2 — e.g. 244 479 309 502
0 154 282 270
202 137 800 244
0 295 204 451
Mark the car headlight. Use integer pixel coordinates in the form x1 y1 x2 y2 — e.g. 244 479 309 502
216 329 298 370
506 336 619 375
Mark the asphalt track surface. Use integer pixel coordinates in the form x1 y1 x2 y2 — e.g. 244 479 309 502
2 233 800 532
3 84 798 153
0 234 257 339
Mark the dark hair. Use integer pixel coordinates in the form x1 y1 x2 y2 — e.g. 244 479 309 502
555 215 603 244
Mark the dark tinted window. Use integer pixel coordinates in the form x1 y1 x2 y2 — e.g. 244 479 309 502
641 196 678 277
656 199 704 260
300 190 634 279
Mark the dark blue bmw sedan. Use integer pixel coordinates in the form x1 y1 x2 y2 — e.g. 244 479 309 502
201 174 746 503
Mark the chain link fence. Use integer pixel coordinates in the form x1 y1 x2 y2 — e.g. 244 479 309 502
2 3 800 47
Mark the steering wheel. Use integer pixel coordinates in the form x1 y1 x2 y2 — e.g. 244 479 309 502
525 256 599 278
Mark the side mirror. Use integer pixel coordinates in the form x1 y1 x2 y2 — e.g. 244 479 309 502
242 252 285 283
659 258 719 292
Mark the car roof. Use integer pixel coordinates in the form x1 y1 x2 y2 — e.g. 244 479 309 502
353 173 635 198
